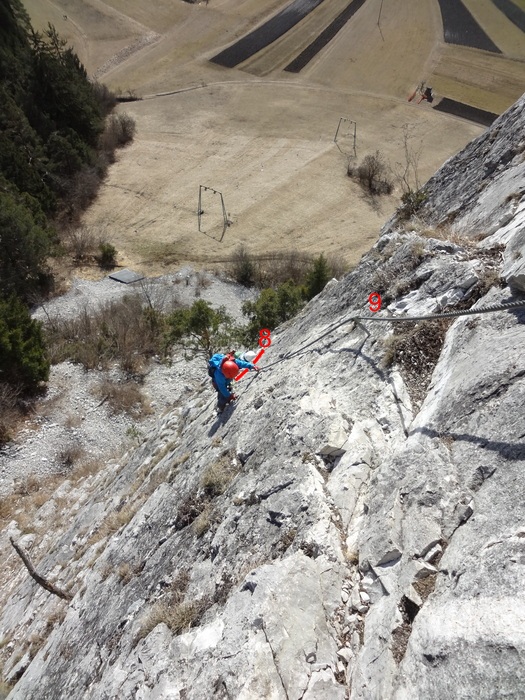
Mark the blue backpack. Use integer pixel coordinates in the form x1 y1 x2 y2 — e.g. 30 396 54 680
208 353 231 378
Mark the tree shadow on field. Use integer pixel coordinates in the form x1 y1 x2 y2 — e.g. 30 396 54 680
357 187 387 215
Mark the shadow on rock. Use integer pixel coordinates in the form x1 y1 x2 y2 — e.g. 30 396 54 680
208 404 237 436
413 425 525 461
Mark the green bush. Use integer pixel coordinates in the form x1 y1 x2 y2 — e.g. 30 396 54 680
242 281 304 342
166 300 241 358
304 253 331 300
229 245 256 287
97 241 117 269
0 296 49 394
398 189 427 220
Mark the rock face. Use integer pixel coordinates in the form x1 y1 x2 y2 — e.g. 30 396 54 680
1 95 524 700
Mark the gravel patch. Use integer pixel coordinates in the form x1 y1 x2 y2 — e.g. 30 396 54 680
34 265 257 323
1 268 257 497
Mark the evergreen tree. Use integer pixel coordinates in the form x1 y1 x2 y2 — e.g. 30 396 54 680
0 190 54 301
0 295 49 393
166 300 241 358
242 281 304 342
29 25 103 145
304 254 331 300
0 88 56 210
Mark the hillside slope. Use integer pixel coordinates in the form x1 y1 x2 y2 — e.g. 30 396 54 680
1 94 524 699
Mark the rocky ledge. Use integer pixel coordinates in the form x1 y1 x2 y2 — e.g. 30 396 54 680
0 95 524 700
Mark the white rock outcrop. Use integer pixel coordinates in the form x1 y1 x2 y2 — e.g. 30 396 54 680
1 95 524 699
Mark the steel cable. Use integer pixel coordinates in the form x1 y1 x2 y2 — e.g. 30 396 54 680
257 298 525 372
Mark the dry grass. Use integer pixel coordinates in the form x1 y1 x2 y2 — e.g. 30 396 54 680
0 476 48 532
417 223 476 247
371 238 428 304
382 318 451 410
0 383 24 445
0 472 70 531
28 631 46 660
0 679 14 698
135 569 210 642
279 528 297 552
174 452 190 467
148 439 179 470
47 607 67 630
166 599 209 634
99 563 113 581
44 294 168 374
59 442 86 470
137 596 211 642
116 562 140 585
14 474 42 496
344 547 359 566
192 503 214 538
31 490 50 509
99 505 136 536
95 379 152 419
136 601 170 640
175 492 208 530
63 412 83 429
70 456 106 484
87 496 146 546
200 452 239 498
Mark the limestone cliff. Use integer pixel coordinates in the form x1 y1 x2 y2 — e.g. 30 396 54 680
1 95 524 700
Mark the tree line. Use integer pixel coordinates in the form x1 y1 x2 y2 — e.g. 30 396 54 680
0 0 134 437
0 0 343 443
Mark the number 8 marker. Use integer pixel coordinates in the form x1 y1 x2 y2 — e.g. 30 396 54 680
259 328 271 348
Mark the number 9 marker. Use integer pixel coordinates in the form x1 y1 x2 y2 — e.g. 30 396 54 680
368 292 382 313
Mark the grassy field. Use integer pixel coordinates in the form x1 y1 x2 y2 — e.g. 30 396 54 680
22 0 525 276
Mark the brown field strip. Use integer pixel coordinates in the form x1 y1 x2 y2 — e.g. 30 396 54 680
430 44 525 114
463 0 525 58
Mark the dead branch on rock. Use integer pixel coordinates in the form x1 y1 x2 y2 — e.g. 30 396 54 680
10 537 72 601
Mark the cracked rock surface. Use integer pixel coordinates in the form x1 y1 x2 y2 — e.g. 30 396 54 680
1 97 525 699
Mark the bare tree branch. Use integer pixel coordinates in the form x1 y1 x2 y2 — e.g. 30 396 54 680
10 537 72 601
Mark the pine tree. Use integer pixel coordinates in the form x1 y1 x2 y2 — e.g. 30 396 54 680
0 296 49 393
304 254 331 300
0 190 54 301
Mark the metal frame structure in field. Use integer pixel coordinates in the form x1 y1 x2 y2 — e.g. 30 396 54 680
197 185 230 241
334 117 357 155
